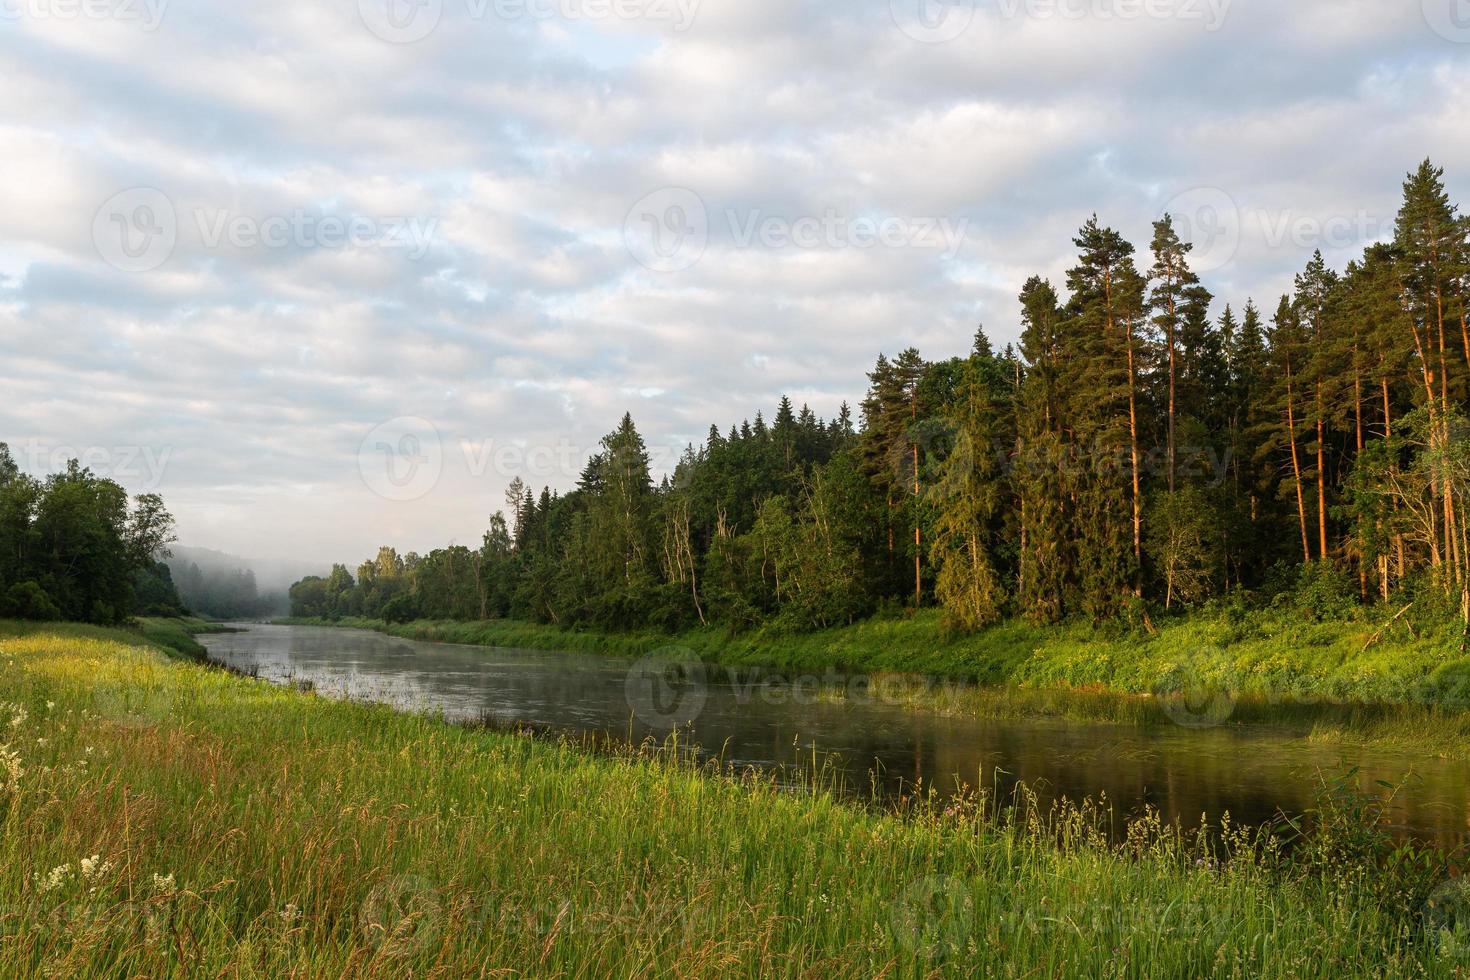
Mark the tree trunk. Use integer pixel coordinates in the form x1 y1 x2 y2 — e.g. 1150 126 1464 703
1436 277 1457 584
1316 411 1328 561
1354 359 1363 453
1167 291 1177 495
1286 362 1312 564
1118 292 1143 572
912 407 921 606
1404 301 1442 567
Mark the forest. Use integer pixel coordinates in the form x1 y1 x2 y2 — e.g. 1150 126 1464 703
0 444 180 623
273 161 1467 639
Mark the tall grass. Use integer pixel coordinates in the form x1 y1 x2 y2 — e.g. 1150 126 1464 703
0 625 1463 976
0 616 224 661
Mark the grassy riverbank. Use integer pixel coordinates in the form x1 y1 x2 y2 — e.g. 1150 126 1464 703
279 607 1470 710
0 622 1465 976
0 616 228 662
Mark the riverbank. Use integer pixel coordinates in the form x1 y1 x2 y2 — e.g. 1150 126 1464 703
1 622 1464 976
0 616 230 662
277 608 1470 719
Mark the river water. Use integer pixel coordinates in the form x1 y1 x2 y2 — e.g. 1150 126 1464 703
199 624 1470 847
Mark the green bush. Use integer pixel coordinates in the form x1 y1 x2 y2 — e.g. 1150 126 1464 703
1294 562 1358 622
1 580 61 621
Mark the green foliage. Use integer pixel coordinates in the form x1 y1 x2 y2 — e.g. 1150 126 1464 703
1145 487 1224 609
1 581 62 621
1293 561 1360 623
0 447 180 623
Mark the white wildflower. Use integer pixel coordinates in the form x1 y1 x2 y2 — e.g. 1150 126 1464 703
35 864 71 893
150 872 176 893
79 855 114 882
0 745 22 790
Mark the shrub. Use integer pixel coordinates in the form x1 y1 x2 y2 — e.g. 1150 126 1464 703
1293 562 1358 622
1 581 61 621
380 593 422 624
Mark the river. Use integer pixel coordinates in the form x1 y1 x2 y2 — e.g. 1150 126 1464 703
199 623 1470 847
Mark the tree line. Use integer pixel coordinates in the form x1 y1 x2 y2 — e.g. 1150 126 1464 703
0 445 180 623
293 160 1470 636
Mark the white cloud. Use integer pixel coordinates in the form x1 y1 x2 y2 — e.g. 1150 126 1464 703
1 0 1466 563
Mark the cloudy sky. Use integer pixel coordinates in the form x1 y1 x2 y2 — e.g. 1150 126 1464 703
2 0 1468 568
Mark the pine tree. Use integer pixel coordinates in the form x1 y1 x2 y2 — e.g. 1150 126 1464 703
1396 159 1467 584
1015 277 1070 621
1266 296 1313 564
1063 218 1142 617
1149 215 1203 493
1295 250 1340 561
929 357 1006 630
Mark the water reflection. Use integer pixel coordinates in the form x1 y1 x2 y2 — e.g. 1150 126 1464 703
199 624 1470 848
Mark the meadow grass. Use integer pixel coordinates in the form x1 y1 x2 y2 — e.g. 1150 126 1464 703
0 624 1465 977
0 617 225 662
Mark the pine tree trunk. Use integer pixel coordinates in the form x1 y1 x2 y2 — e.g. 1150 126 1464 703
1382 376 1404 594
1381 377 1392 440
1462 311 1470 378
1354 360 1363 453
1124 312 1143 569
1437 277 1457 584
1167 293 1177 495
1404 306 1442 567
912 407 921 607
1286 363 1311 564
1316 411 1328 561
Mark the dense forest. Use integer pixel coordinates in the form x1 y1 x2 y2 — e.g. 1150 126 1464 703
287 161 1470 637
0 444 180 623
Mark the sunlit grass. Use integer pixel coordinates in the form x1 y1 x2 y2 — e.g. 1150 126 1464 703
0 625 1462 977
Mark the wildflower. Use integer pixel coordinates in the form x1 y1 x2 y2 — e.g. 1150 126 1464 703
35 864 71 893
150 872 176 893
0 745 22 791
45 701 55 711
79 855 114 882
279 903 302 923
